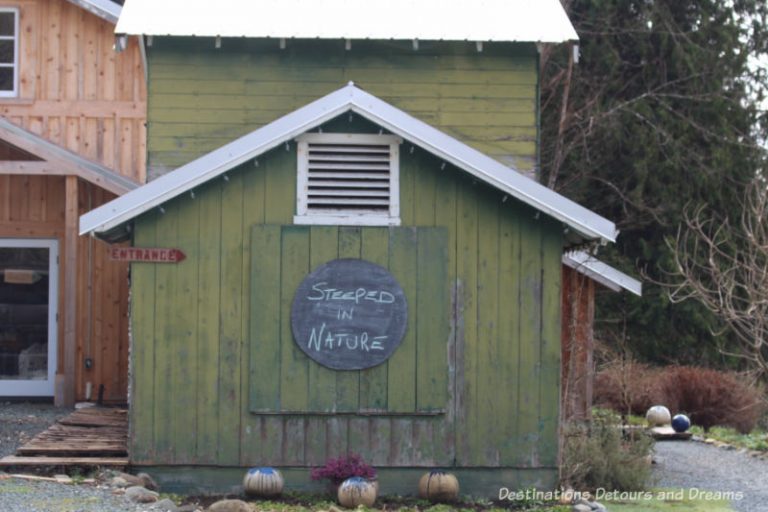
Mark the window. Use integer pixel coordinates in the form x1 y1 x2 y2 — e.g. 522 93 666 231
0 8 18 97
294 133 401 226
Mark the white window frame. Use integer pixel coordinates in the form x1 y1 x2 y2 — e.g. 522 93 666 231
0 7 19 98
0 238 58 397
294 132 402 226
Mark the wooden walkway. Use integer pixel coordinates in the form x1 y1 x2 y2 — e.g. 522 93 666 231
0 407 128 467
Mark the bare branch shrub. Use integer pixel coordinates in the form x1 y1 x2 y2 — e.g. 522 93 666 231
666 177 768 380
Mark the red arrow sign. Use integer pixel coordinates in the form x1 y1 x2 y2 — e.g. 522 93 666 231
109 247 186 263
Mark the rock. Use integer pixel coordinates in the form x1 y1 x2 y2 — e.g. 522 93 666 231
112 471 145 487
124 485 159 504
177 505 203 512
110 476 131 488
151 498 179 511
590 502 608 511
138 472 160 491
207 499 252 512
53 474 72 484
573 505 592 512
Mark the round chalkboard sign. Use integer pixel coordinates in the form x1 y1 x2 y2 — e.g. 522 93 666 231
290 258 408 371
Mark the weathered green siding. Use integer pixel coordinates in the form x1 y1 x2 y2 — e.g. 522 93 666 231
146 38 538 178
130 137 562 481
249 225 449 415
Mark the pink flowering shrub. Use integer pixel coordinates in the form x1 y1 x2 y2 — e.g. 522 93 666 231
310 453 376 486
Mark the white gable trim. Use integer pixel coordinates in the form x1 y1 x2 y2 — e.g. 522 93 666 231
80 83 616 243
563 251 642 296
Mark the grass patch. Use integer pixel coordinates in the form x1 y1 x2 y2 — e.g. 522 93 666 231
690 425 768 451
602 488 735 511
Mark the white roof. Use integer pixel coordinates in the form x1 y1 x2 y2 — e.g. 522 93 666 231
80 83 615 242
116 0 578 43
563 251 642 296
65 0 121 24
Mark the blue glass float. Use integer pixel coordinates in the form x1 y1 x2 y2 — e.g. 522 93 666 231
672 414 691 433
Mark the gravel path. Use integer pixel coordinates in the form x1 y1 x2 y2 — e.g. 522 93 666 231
0 477 169 512
653 440 768 512
0 402 73 458
0 402 170 512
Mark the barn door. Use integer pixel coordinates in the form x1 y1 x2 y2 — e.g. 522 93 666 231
0 239 58 397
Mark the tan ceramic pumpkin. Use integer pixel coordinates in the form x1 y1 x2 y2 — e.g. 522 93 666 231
337 476 377 508
418 470 459 502
243 467 284 497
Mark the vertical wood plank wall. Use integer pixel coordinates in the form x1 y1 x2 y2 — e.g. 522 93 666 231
130 143 562 470
0 175 130 401
0 0 147 182
0 0 143 401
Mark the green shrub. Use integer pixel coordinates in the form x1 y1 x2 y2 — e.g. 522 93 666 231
561 409 654 492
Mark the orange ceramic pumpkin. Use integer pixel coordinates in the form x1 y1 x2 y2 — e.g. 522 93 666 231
418 470 459 502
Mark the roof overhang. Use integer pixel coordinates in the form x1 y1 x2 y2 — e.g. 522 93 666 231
65 0 121 24
0 117 139 196
563 251 642 296
80 83 616 243
116 0 578 43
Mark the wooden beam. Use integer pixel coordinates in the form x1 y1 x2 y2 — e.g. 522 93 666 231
0 161 68 175
0 221 63 238
58 175 78 407
0 123 138 196
0 100 146 119
0 455 129 467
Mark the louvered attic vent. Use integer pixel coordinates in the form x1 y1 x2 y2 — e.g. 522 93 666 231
294 133 401 226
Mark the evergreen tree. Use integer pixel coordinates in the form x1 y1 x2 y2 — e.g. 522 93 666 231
541 0 768 366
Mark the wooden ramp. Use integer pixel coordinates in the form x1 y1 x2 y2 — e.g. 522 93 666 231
0 407 128 467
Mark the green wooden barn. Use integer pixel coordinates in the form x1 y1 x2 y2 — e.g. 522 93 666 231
80 0 618 497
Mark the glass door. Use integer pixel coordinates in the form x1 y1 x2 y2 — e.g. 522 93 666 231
0 239 58 396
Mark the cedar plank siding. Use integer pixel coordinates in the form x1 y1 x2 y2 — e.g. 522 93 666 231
0 0 146 402
130 139 562 482
1 0 146 181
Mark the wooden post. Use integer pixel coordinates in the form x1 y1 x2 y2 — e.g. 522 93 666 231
58 175 78 406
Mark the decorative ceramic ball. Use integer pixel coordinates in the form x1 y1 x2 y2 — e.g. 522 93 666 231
645 405 671 426
337 476 377 508
418 470 460 502
243 467 284 497
672 414 691 433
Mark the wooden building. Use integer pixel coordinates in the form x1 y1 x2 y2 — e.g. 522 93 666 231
80 0 622 497
0 0 146 404
561 252 641 423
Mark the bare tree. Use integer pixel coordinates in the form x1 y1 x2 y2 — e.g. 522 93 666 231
666 177 768 380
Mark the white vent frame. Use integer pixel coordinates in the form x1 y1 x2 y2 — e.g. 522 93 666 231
294 132 402 226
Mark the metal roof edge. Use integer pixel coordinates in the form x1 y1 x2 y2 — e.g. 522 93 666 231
562 251 642 296
65 0 121 24
81 83 616 244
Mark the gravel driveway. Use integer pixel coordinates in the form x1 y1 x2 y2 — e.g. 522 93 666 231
653 440 768 512
0 402 162 512
0 402 72 458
